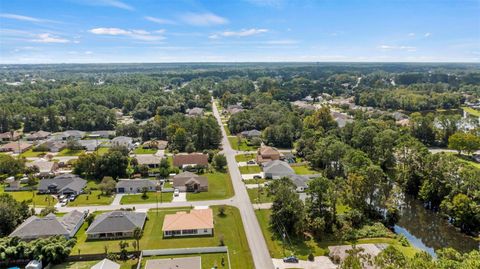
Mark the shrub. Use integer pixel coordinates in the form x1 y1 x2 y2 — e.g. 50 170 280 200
308 253 315 261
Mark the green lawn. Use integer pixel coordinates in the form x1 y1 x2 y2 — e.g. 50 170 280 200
239 165 262 174
291 165 320 175
0 185 57 207
73 206 254 269
52 260 137 269
95 147 110 156
228 137 256 151
235 153 256 162
223 125 231 136
243 178 267 184
186 171 234 201
133 147 158 154
141 253 230 269
255 209 419 260
247 187 272 203
20 148 47 157
57 149 85 156
120 192 173 204
68 190 113 206
463 106 480 117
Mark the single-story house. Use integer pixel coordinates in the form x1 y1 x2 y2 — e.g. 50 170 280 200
88 130 115 139
0 131 21 141
173 153 209 168
26 130 51 141
9 210 84 240
38 174 87 195
142 140 168 150
263 160 295 179
116 179 159 193
91 259 120 269
288 174 310 192
135 154 161 168
145 257 201 269
26 159 58 177
52 130 85 140
86 211 147 239
162 208 213 237
0 141 33 153
111 136 134 150
172 171 208 192
39 140 67 152
241 129 262 139
256 145 282 164
331 111 353 128
187 107 204 117
78 139 103 151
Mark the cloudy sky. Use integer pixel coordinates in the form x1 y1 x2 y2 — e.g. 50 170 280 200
0 0 479 63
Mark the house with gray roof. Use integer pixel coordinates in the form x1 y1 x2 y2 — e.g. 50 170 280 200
116 179 159 193
241 129 262 139
111 136 134 150
263 160 294 179
187 107 204 117
52 130 85 141
26 130 51 141
135 154 161 168
88 130 115 139
9 210 84 240
172 171 208 192
86 211 147 239
39 140 67 152
91 259 120 269
38 174 86 195
288 174 310 192
78 139 104 151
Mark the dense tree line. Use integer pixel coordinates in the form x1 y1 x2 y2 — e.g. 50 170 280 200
0 193 32 236
0 236 75 264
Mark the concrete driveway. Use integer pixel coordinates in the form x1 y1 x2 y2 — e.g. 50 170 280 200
172 192 186 202
272 257 337 269
242 172 264 180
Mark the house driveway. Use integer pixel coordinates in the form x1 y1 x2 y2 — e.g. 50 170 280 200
172 192 186 202
112 194 124 205
272 257 337 269
242 172 264 180
245 183 266 189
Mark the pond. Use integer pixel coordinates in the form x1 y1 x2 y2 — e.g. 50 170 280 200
394 195 479 257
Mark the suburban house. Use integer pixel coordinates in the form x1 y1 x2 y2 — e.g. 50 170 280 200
162 208 214 237
256 145 282 164
283 152 296 163
86 211 147 239
38 174 87 195
39 140 67 152
226 104 244 115
111 136 134 150
173 153 209 168
88 130 115 139
0 141 33 153
91 259 120 269
263 160 295 179
116 179 159 193
187 107 204 117
26 159 58 177
9 210 84 240
331 111 353 128
25 130 51 141
240 129 262 139
0 131 21 141
135 154 161 168
78 139 103 151
52 130 85 140
172 171 208 192
288 174 310 192
145 257 201 269
142 140 168 150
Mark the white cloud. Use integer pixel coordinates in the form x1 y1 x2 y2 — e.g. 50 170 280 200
211 28 268 39
89 27 165 41
264 39 298 45
408 33 415 37
424 32 432 37
85 51 93 55
379 45 416 52
32 33 70 43
180 12 228 26
88 0 134 10
144 16 176 25
0 13 56 23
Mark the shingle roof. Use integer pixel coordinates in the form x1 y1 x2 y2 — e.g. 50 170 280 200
38 174 86 194
26 130 51 140
26 160 56 173
288 174 309 188
263 160 294 175
116 179 158 190
259 146 280 156
162 209 213 232
173 172 208 188
91 259 120 269
173 153 209 167
86 211 146 234
135 154 161 165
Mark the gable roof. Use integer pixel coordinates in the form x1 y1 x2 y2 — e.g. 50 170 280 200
9 210 84 239
26 160 56 173
116 179 158 190
263 160 294 175
135 154 161 165
288 174 310 188
241 129 261 137
91 259 120 269
162 209 213 232
112 136 133 143
38 174 86 193
0 141 32 152
173 172 208 188
258 146 280 156
86 211 146 234
26 130 51 140
173 153 209 167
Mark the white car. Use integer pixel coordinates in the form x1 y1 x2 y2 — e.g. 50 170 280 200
174 189 180 197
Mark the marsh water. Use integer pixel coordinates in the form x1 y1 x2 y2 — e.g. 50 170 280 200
394 195 479 257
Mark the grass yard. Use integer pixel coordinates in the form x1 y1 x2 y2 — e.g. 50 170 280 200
120 192 173 204
223 125 231 136
186 171 234 201
20 148 47 157
141 253 230 269
57 149 85 156
247 187 272 203
243 178 267 184
52 260 137 269
73 206 254 269
235 153 256 162
0 185 57 207
463 106 480 117
95 147 110 156
133 147 158 154
291 165 320 175
239 165 262 174
255 209 419 260
228 137 256 151
68 190 113 206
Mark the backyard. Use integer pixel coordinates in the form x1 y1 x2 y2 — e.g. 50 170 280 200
291 165 321 175
186 171 234 201
73 206 254 269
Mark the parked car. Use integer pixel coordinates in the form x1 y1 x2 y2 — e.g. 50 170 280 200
69 195 76 201
174 189 180 197
60 201 67 207
283 256 299 263
247 160 256 165
253 175 262 179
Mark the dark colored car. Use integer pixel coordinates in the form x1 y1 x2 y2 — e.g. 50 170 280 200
283 256 299 263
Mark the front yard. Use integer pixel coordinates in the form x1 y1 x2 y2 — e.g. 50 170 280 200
68 190 114 206
57 149 85 156
20 148 47 157
73 206 254 269
0 185 57 207
228 137 257 151
235 153 256 162
247 187 272 203
186 171 234 201
120 192 174 204
133 147 158 154
239 165 262 174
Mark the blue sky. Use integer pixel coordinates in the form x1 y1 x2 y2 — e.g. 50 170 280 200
0 0 479 63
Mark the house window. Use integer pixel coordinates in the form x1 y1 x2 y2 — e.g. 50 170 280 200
204 229 208 233
182 229 198 235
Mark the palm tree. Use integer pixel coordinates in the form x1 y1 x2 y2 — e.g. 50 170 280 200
133 227 143 251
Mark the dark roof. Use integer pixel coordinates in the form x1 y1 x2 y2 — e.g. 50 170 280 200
173 153 209 167
86 211 146 234
38 174 86 193
288 174 310 188
241 129 261 137
116 179 158 189
263 160 294 176
173 172 208 188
